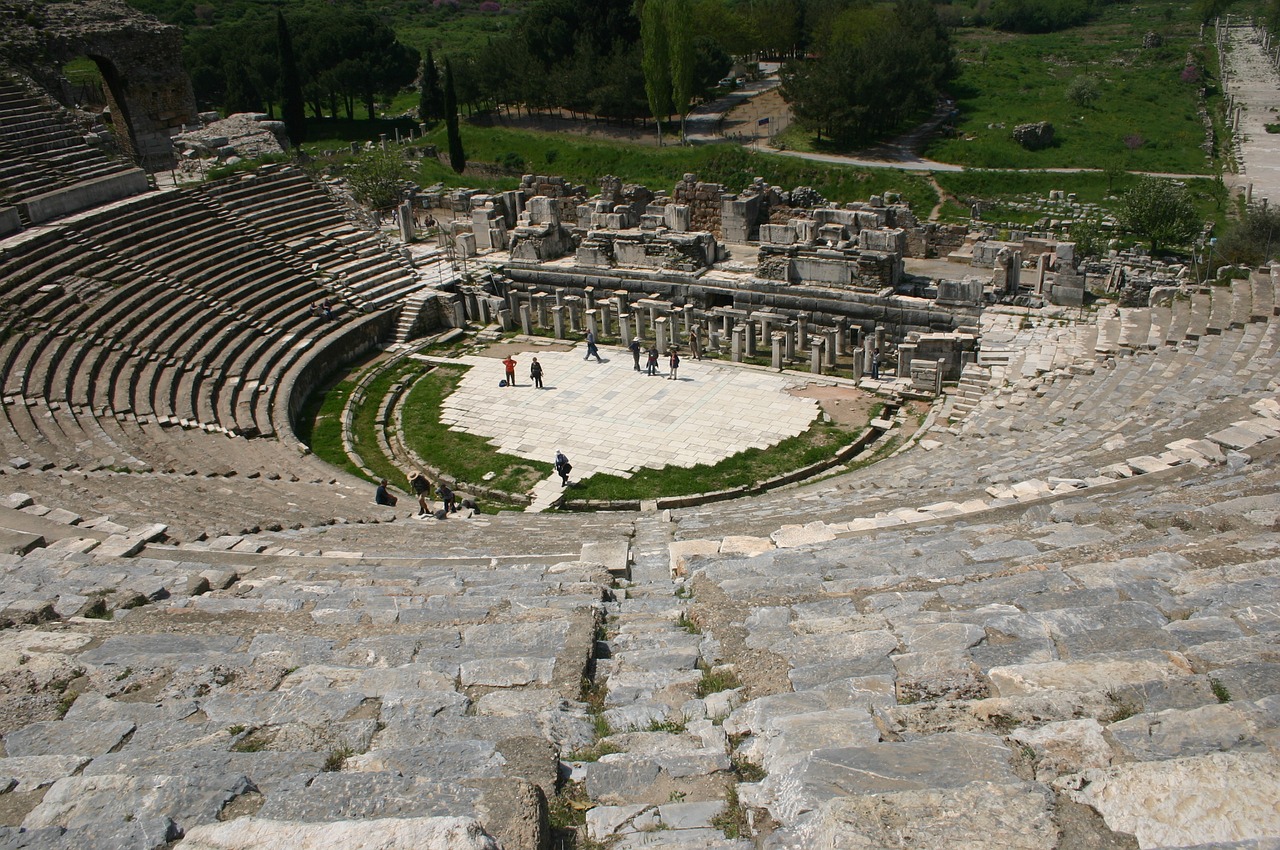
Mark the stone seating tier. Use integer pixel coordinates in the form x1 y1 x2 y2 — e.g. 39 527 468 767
0 78 142 210
0 176 392 472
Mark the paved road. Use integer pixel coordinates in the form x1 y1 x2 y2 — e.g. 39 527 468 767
1222 22 1280 206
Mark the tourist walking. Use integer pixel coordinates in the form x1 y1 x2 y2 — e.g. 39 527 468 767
554 450 572 486
408 470 433 517
502 354 517 386
530 357 544 388
689 327 701 360
646 345 659 376
668 347 680 380
629 338 641 371
584 331 602 362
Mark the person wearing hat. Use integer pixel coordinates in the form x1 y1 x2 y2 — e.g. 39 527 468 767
408 469 434 517
628 338 641 371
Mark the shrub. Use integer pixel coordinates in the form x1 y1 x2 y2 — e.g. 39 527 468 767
1066 75 1101 108
1215 205 1280 267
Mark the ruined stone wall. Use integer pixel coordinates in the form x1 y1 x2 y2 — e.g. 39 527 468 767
520 173 582 224
1 0 199 170
673 174 726 237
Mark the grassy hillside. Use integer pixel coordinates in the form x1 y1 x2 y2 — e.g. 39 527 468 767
923 0 1220 173
127 0 532 57
408 125 939 213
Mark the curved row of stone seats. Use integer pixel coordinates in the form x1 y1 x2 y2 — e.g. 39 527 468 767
673 298 1280 542
0 444 400 543
0 188 363 451
197 165 348 243
195 167 422 311
0 78 128 180
0 533 622 848
195 410 1280 846
668 450 1280 848
0 185 414 491
0 76 147 224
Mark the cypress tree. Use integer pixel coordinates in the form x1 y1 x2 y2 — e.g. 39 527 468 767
665 0 694 144
444 58 466 174
640 0 672 147
277 11 306 145
418 49 442 124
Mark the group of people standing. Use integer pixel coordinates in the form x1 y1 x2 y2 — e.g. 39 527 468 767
628 338 682 379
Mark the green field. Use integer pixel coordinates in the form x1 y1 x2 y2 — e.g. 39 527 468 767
408 124 938 212
925 0 1219 173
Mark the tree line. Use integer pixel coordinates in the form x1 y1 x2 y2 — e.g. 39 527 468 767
177 0 964 151
185 7 419 122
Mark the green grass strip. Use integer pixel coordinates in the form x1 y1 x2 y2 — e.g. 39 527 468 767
568 418 859 503
401 364 553 495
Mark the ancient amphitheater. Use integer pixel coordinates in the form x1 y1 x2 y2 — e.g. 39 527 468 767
0 6 1278 850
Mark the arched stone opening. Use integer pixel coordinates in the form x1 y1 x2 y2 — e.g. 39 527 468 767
1 0 200 171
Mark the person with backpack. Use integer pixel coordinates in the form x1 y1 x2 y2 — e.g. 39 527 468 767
554 450 572 486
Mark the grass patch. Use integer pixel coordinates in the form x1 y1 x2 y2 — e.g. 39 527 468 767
296 371 365 481
731 753 767 783
301 117 422 153
548 780 602 848
55 692 77 719
646 718 688 734
568 419 858 502
696 666 742 699
932 170 1228 238
565 740 622 762
711 783 751 839
924 1 1219 173
410 124 937 213
401 364 552 495
676 612 702 635
581 675 609 716
231 733 270 753
323 746 354 771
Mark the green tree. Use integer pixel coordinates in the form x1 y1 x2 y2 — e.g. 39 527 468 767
1117 177 1202 254
277 12 306 146
418 49 443 125
345 149 408 210
665 0 695 143
1216 205 1280 268
781 0 955 146
640 0 673 146
1066 74 1100 109
444 59 466 175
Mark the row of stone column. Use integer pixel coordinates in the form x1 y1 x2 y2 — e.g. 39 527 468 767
505 285 925 379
